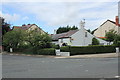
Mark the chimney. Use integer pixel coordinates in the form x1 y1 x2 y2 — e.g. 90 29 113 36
115 16 119 26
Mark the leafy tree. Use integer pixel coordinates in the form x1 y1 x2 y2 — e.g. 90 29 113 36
87 29 91 33
3 29 24 51
1 17 11 35
113 34 120 47
24 30 52 54
56 25 78 34
91 28 98 34
92 38 100 45
105 30 117 44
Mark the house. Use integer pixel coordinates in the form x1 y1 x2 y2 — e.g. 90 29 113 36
93 16 120 38
52 21 108 47
13 24 46 34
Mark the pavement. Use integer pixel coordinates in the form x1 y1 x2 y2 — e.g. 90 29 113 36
2 51 119 58
2 54 119 78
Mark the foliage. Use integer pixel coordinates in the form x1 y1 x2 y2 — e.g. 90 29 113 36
92 38 100 45
56 25 78 34
1 17 11 35
60 45 116 55
113 34 120 47
87 29 91 33
60 46 70 52
51 44 60 49
105 30 117 43
91 28 98 34
37 48 55 55
3 29 25 51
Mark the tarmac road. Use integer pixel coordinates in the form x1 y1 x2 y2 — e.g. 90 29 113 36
2 54 119 78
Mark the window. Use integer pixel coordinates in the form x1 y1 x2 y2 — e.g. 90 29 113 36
85 32 87 37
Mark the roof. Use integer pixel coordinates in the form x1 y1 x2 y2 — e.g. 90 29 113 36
100 20 116 27
13 24 36 30
52 30 79 40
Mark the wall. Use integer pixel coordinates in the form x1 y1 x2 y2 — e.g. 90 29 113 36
28 25 45 34
58 38 71 47
71 27 108 46
93 21 117 37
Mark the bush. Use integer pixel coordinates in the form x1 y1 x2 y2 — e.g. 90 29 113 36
51 44 60 49
60 45 116 55
92 38 100 45
60 46 70 52
37 48 55 55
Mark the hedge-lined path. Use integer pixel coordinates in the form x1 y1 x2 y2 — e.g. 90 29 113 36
2 52 119 58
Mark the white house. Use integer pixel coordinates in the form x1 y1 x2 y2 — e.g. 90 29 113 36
52 21 108 47
93 16 120 38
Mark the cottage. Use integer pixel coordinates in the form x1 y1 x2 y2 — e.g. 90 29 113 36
93 16 120 38
13 24 46 34
52 21 108 47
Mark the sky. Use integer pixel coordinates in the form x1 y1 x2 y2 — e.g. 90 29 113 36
0 0 119 34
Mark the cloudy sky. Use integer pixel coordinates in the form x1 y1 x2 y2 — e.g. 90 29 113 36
0 0 119 34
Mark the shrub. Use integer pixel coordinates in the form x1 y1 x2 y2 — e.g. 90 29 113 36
60 46 70 52
60 45 116 55
37 48 55 55
92 38 100 45
51 44 60 49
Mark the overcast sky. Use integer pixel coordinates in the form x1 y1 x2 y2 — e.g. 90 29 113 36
0 0 119 34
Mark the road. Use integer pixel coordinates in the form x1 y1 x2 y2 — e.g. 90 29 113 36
2 54 119 78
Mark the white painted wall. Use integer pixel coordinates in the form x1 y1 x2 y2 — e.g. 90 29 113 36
70 27 108 46
58 38 71 47
56 26 108 47
93 21 117 37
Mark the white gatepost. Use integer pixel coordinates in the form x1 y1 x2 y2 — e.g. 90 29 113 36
116 47 119 54
10 48 13 53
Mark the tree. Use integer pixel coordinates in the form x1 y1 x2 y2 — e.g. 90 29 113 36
105 30 117 44
1 17 11 35
24 30 52 54
87 29 91 33
92 37 100 45
3 29 24 51
56 25 78 34
113 34 120 47
91 28 97 34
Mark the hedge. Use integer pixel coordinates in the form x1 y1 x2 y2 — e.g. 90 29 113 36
37 48 55 55
60 45 116 55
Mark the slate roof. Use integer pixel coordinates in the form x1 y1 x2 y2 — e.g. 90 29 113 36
52 30 79 40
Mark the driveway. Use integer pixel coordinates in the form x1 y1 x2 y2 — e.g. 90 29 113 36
2 54 119 78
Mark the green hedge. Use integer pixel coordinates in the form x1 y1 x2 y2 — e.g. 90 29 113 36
60 45 116 55
60 46 70 52
37 48 55 55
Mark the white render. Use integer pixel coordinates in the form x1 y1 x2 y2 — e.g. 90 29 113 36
93 20 119 37
56 25 108 47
